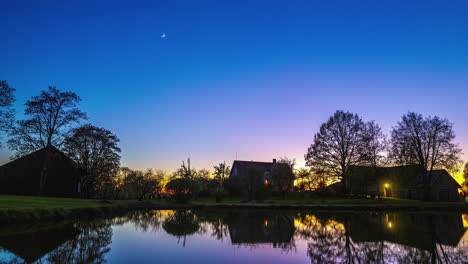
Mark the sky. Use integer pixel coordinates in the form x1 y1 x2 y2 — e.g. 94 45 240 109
2 0 468 179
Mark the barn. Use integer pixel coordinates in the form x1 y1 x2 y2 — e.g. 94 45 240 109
0 146 82 197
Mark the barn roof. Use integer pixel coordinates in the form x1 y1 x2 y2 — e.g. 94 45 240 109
231 160 291 172
0 145 80 169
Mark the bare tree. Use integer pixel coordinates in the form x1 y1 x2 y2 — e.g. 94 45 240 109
8 86 86 158
389 112 462 200
305 110 368 194
173 158 198 179
63 124 121 196
362 121 388 167
213 161 230 187
463 162 468 191
0 80 15 145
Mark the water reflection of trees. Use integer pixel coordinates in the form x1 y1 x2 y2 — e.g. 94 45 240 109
295 212 468 264
3 210 467 264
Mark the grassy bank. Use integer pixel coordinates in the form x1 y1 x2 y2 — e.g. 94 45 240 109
1 195 467 223
0 195 145 224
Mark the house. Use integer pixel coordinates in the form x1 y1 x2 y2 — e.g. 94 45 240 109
229 159 294 191
348 165 461 201
0 146 82 197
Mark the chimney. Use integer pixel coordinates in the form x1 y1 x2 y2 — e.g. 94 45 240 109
272 159 276 164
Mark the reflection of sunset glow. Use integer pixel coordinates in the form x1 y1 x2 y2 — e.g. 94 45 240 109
294 214 345 231
463 214 468 229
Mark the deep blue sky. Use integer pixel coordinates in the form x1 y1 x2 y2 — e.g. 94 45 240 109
2 0 468 175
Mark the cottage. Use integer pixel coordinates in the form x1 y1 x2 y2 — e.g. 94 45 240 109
230 159 294 192
348 165 461 202
0 146 82 197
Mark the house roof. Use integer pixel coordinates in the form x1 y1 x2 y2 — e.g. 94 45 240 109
416 170 462 189
231 160 291 172
0 145 80 169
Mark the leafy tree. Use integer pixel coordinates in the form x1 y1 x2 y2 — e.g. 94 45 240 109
121 169 162 200
0 80 15 145
213 161 230 187
8 86 86 158
63 124 120 196
305 110 368 194
390 112 462 200
165 178 199 203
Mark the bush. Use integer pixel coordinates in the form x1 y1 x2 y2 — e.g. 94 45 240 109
165 178 199 203
212 187 225 203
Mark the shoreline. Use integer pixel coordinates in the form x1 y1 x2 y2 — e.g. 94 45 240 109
1 199 467 224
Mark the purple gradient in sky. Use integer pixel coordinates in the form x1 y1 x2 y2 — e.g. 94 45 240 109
2 0 468 173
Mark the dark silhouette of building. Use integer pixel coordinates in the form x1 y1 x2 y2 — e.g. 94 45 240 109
0 223 80 263
229 159 294 191
0 146 82 197
347 165 461 201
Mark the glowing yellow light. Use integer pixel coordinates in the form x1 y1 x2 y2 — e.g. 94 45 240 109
264 180 268 186
264 219 268 227
388 222 393 228
384 183 390 188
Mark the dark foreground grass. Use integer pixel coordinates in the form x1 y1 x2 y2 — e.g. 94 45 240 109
0 195 144 224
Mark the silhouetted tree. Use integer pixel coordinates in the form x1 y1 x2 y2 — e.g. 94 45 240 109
464 162 468 190
63 124 120 196
362 121 388 197
362 121 388 167
165 178 199 203
213 161 230 187
295 168 327 191
271 157 296 199
0 80 15 145
305 110 368 194
8 86 86 158
121 169 162 200
389 112 462 200
173 158 197 179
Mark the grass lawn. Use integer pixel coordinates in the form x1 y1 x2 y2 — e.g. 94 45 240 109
0 195 133 211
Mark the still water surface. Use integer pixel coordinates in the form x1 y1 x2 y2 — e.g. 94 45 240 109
0 209 467 264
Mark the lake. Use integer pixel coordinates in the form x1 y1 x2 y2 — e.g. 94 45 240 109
0 209 467 263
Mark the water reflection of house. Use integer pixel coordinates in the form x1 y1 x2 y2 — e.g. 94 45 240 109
0 223 79 263
225 210 295 247
348 213 466 251
348 165 461 201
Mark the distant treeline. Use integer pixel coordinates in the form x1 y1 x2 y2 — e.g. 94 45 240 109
0 81 466 201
